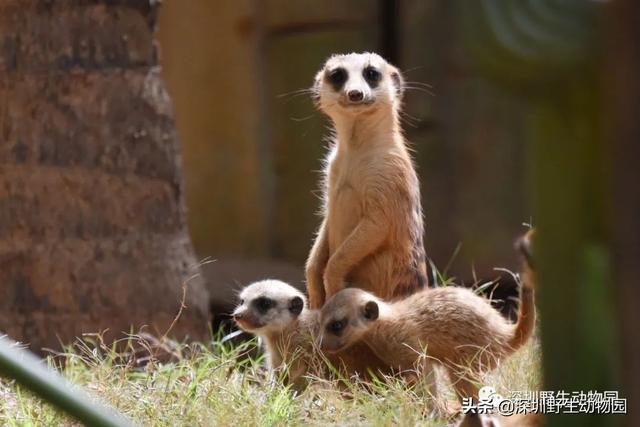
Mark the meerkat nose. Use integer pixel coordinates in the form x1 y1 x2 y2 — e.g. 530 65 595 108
348 90 364 102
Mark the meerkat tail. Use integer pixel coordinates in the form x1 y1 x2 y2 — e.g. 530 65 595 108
508 229 536 350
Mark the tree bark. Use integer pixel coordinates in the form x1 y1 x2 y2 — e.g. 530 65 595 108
0 0 209 351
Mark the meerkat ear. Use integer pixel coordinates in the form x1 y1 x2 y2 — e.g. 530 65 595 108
362 300 379 321
289 296 304 315
390 67 404 99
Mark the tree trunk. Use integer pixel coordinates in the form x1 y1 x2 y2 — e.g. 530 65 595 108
0 0 209 351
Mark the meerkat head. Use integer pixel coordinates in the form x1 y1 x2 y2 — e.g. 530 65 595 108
233 280 306 335
318 288 382 353
313 52 404 118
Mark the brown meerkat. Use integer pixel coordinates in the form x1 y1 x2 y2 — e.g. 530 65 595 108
232 280 393 387
318 230 536 402
305 52 429 310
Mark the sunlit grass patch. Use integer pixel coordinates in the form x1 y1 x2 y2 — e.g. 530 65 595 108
0 331 540 426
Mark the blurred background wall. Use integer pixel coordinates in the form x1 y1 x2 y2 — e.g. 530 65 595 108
157 3 638 419
157 1 531 311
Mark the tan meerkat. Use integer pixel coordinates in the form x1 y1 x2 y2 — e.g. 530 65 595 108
305 52 429 310
318 231 537 402
232 280 393 387
233 280 315 387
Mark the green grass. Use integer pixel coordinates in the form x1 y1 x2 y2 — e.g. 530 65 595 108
0 330 541 427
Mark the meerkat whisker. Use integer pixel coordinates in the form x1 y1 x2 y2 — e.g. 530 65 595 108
404 80 434 88
276 88 316 99
289 113 316 122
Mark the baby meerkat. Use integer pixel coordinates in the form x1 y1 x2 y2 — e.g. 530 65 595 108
305 52 429 310
318 231 537 402
233 280 315 387
232 280 393 387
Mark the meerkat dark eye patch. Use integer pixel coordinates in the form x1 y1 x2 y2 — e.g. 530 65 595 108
253 297 274 313
363 66 381 88
326 67 347 91
288 296 304 315
327 318 346 335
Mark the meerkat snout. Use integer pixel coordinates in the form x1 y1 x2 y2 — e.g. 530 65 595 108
314 52 404 114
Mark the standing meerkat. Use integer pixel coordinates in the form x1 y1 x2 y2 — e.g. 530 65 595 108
305 52 429 309
318 231 536 402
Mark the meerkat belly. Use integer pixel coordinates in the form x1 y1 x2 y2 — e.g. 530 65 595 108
325 154 425 296
347 233 419 298
326 181 363 252
346 252 395 295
